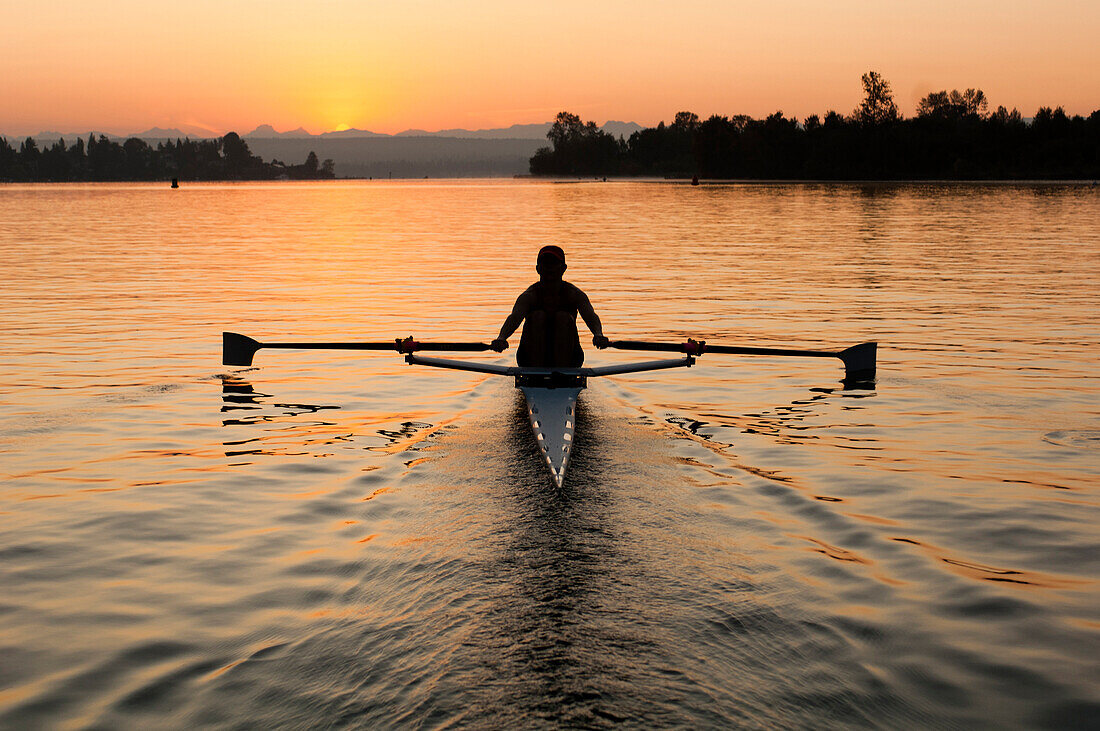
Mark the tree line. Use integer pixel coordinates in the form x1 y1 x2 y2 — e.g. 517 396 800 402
530 73 1100 179
0 132 336 182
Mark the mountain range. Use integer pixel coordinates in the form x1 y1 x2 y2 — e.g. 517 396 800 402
9 121 643 144
4 121 645 179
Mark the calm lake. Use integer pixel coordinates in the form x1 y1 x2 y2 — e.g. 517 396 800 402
1 180 1098 728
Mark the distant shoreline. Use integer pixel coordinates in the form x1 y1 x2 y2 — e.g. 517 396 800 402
0 133 335 183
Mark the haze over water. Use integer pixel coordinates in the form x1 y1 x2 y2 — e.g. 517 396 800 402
1 180 1097 728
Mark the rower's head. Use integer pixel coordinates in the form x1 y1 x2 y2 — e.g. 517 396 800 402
536 245 567 280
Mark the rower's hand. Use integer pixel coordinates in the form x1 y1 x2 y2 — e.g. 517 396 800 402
593 335 610 349
490 338 508 352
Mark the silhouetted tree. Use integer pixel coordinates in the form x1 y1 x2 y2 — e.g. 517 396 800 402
122 138 152 179
221 132 258 177
19 137 41 179
672 111 700 132
693 115 740 177
547 112 585 149
69 136 87 178
0 137 15 175
855 71 899 126
917 89 988 120
532 111 623 175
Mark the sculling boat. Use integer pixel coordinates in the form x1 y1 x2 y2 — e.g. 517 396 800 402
222 332 875 487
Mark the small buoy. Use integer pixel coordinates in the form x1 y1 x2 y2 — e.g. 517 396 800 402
691 175 699 186
171 178 179 188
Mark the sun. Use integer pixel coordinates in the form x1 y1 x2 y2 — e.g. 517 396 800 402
333 123 351 132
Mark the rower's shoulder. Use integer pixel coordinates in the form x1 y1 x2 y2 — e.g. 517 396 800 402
512 283 539 307
562 280 588 300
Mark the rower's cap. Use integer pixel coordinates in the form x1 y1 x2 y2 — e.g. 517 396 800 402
538 245 566 265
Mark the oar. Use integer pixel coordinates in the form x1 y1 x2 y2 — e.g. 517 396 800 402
604 339 877 376
223 332 495 367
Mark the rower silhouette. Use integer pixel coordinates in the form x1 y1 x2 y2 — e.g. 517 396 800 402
492 246 609 367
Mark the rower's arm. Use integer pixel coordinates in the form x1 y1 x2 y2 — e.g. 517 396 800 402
578 292 609 348
492 291 531 349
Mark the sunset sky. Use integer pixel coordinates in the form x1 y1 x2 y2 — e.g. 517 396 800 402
2 0 1098 136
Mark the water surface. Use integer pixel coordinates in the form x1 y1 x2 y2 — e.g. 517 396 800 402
1 180 1098 728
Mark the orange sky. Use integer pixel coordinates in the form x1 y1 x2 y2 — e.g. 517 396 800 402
2 0 1098 136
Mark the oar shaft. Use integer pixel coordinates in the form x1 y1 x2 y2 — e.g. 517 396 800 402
607 340 692 353
611 338 831 356
609 340 840 358
607 339 877 375
704 344 837 358
222 331 492 367
262 341 490 352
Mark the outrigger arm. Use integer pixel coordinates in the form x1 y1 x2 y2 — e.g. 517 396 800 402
404 354 696 379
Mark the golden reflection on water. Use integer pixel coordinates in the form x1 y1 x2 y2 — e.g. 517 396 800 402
0 181 1098 727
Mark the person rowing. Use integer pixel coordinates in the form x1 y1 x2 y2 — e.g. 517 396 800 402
491 245 610 366
225 291 874 487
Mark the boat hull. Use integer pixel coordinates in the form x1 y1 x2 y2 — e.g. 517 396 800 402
518 375 583 488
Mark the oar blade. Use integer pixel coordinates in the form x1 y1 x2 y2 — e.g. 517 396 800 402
223 332 262 366
839 341 877 377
